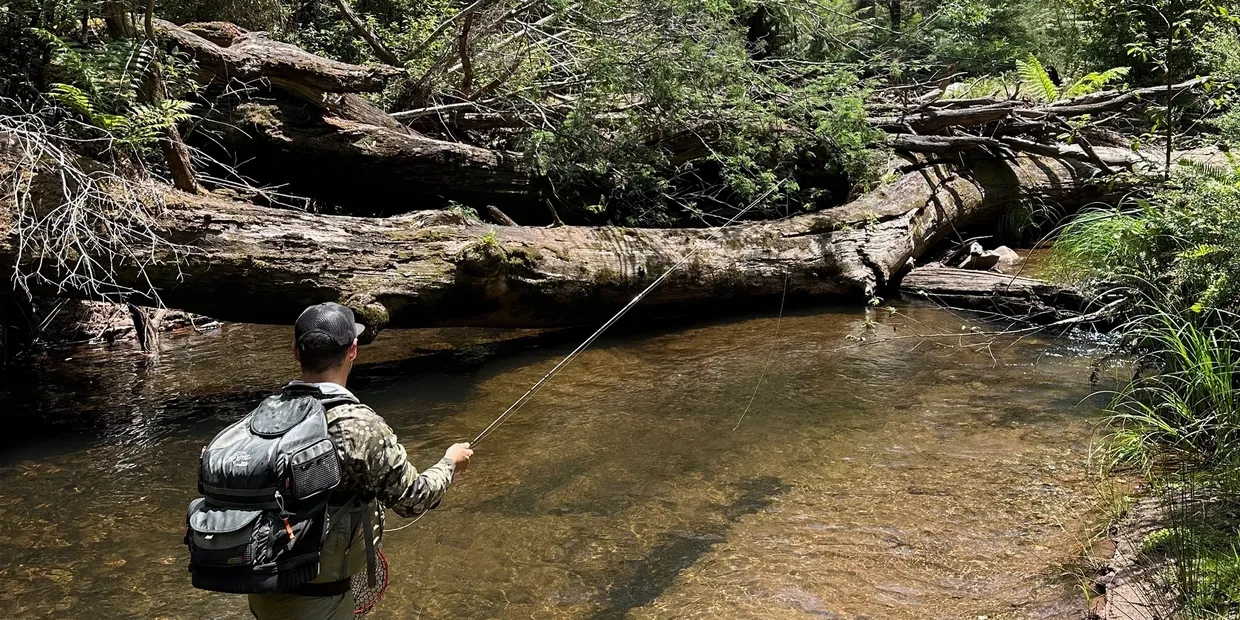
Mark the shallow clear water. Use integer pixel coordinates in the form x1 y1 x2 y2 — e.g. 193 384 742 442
0 306 1104 619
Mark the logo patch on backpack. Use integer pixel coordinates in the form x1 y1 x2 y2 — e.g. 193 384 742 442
224 451 251 471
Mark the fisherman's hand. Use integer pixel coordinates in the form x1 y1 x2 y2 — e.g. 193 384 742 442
445 442 473 474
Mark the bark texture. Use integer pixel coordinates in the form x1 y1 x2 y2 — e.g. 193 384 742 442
3 152 1127 334
900 266 1086 323
205 98 530 213
153 18 400 96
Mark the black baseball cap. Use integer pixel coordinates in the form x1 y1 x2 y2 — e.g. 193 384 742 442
294 302 365 350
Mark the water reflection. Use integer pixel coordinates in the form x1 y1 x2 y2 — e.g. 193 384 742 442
0 307 1102 619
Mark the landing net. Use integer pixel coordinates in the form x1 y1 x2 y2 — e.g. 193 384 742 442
352 548 389 617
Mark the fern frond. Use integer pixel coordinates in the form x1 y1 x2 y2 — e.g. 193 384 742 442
1176 159 1239 184
32 29 93 87
131 99 196 127
1063 66 1130 99
1177 244 1226 261
49 83 97 121
122 99 197 147
1016 54 1059 102
1096 66 1131 84
93 40 149 105
95 113 131 133
124 42 160 99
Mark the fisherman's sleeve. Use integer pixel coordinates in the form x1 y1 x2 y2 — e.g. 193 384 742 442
332 405 456 518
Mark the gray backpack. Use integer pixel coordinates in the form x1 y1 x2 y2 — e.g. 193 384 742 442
185 385 357 594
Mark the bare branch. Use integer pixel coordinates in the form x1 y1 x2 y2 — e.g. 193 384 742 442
330 0 405 68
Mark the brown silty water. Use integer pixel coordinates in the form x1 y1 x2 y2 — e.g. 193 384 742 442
0 306 1107 619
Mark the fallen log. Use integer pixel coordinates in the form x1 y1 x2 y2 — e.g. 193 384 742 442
202 98 531 214
871 101 1019 133
899 266 1086 323
872 78 1208 135
1035 77 1210 118
155 20 533 212
154 19 400 97
3 150 1134 335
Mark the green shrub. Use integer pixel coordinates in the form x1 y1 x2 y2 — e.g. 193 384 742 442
1049 160 1240 313
1068 0 1236 87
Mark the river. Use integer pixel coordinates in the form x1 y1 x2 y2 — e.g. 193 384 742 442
0 305 1106 619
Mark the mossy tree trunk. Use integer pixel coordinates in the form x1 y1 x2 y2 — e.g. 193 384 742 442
2 152 1133 337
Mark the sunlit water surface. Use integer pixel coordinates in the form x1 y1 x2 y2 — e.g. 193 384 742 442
0 306 1106 619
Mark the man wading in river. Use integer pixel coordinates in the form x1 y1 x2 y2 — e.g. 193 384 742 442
184 302 472 619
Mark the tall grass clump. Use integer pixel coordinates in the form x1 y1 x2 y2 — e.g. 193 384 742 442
1043 206 1152 290
1136 472 1240 619
1101 311 1240 471
1048 158 1240 313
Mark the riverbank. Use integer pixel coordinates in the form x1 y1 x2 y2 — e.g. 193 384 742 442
1046 157 1240 618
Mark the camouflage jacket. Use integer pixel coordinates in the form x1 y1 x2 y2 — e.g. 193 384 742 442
287 381 456 518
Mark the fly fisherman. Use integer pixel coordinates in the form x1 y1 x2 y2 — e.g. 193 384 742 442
185 302 472 619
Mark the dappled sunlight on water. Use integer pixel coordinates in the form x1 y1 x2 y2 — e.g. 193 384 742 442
0 307 1103 619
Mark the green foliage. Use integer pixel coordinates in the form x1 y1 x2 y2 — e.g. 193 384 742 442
1045 208 1151 288
1017 53 1129 101
517 0 885 225
1215 107 1240 148
1062 66 1131 98
446 203 481 222
1142 525 1189 554
1050 161 1240 313
137 0 1232 225
36 30 199 153
160 0 289 30
1069 0 1237 86
0 0 87 102
899 0 1040 76
1101 312 1240 468
943 76 1015 99
1138 513 1240 616
1017 53 1061 102
1095 311 1240 617
1152 163 1240 313
998 198 1064 243
277 0 455 75
1201 25 1240 147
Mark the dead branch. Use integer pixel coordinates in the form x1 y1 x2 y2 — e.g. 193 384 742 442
331 0 404 68
0 111 189 304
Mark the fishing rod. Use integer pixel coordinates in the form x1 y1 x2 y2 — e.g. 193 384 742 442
732 273 788 432
384 182 783 533
470 183 783 447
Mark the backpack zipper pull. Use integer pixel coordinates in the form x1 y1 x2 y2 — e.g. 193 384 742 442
273 490 296 542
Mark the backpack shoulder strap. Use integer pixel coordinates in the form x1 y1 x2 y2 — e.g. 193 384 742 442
279 383 359 411
320 395 360 410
